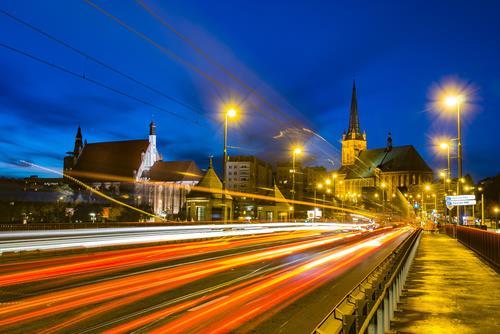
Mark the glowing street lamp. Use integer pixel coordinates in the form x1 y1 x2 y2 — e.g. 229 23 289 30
444 93 464 223
223 105 238 222
291 145 303 219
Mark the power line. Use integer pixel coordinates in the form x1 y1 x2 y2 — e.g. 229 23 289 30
82 0 293 131
0 8 208 118
0 41 201 125
134 0 303 129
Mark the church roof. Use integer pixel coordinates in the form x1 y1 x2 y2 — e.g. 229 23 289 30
70 139 149 181
188 162 232 199
344 145 432 180
148 161 202 182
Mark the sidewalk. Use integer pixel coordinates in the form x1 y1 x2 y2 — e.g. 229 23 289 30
390 232 500 334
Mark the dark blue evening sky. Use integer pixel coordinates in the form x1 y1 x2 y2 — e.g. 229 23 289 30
1 0 499 181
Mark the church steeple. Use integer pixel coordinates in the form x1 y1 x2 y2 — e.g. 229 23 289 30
149 121 156 135
341 81 367 166
73 125 83 156
346 81 364 140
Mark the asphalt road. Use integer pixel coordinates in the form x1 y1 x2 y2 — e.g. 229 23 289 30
0 225 413 333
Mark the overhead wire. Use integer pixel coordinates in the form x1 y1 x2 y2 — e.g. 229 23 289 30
0 41 201 125
82 0 296 132
0 8 209 118
134 0 303 129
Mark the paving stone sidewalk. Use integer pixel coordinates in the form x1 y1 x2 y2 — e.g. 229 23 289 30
390 232 500 334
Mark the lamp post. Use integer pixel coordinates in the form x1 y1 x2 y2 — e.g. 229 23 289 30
314 183 322 206
494 207 499 230
478 187 484 227
439 171 447 222
445 95 463 223
381 182 386 215
223 107 237 222
439 142 451 185
314 183 323 221
291 146 302 220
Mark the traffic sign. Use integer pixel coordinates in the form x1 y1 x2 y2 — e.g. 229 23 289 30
445 195 476 206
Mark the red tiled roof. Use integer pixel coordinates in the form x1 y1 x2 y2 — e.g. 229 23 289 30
70 140 149 181
148 161 202 182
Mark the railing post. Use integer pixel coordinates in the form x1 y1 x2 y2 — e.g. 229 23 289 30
390 284 395 319
384 295 390 330
377 306 384 334
368 317 375 334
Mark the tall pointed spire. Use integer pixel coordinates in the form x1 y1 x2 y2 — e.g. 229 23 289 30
73 125 83 156
346 81 363 139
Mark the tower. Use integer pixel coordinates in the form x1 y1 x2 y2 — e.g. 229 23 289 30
143 121 160 172
64 125 84 171
149 120 156 146
341 81 367 165
73 125 83 157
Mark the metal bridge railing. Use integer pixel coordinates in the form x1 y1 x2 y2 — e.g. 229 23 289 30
313 228 422 334
445 224 499 268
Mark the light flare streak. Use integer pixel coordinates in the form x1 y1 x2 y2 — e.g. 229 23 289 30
0 231 361 328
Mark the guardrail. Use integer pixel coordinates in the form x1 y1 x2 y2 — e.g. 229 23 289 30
313 228 422 334
445 224 499 268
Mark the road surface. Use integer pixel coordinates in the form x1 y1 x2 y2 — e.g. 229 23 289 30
0 224 413 333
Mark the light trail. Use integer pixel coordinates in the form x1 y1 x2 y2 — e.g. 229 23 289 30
0 231 362 329
109 227 412 333
0 230 319 287
0 223 367 253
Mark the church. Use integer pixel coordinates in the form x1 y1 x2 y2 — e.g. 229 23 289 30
334 82 433 201
63 122 201 219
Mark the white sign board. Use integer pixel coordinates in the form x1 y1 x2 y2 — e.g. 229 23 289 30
307 209 322 219
446 195 476 207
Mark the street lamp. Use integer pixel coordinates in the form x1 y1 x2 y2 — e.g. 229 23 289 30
494 207 499 230
444 94 464 223
291 146 302 219
478 187 485 227
223 106 238 222
439 142 451 186
314 183 323 220
314 183 323 206
381 182 386 214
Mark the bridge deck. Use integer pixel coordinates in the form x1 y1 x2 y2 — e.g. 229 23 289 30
391 232 499 333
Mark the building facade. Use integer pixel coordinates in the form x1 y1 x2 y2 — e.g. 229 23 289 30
226 155 273 193
335 82 433 206
63 122 201 220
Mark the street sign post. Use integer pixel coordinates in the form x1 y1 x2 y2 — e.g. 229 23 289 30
445 195 476 207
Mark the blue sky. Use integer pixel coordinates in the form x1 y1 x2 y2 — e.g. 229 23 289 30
0 0 499 181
